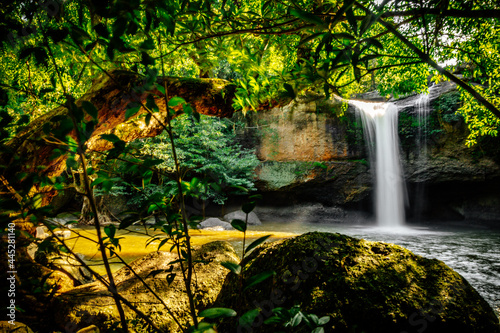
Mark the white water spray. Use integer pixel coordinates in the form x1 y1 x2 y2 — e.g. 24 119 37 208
351 101 406 227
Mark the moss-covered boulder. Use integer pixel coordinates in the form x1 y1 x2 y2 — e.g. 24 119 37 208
215 232 500 333
52 241 239 332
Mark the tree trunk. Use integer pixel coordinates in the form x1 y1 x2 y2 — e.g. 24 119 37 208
78 195 115 225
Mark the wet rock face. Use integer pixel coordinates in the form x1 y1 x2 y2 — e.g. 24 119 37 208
237 82 500 222
215 232 500 333
52 241 239 332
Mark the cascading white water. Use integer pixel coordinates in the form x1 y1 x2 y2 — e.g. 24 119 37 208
413 90 432 220
351 101 406 227
416 87 433 156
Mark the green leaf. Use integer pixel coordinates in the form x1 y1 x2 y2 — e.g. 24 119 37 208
143 169 153 185
245 235 272 254
191 322 217 333
199 308 237 319
168 96 186 107
364 37 384 50
140 39 155 50
47 27 69 43
190 177 200 188
359 13 380 36
330 50 349 69
332 33 356 41
155 83 166 95
220 261 241 274
242 201 256 214
244 271 275 291
166 273 176 284
119 216 137 230
290 312 304 327
249 194 263 201
66 157 78 169
239 309 260 328
146 95 159 112
317 316 330 325
90 177 107 187
145 113 152 126
94 23 109 39
263 316 282 325
82 101 98 120
113 17 128 38
100 133 121 143
125 104 141 120
183 103 194 117
312 328 325 333
330 0 356 28
346 7 358 36
104 225 116 239
298 33 324 47
289 8 324 26
283 83 295 99
141 52 155 66
307 314 319 325
210 183 222 192
231 219 246 232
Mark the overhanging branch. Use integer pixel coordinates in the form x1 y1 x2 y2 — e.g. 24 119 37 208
382 8 500 19
355 2 500 119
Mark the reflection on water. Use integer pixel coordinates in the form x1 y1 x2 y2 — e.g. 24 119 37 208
252 222 500 314
64 226 296 274
65 222 499 315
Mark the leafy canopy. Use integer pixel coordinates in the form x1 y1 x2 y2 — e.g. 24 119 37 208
0 0 499 146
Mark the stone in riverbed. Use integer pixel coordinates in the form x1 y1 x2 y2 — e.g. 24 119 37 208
224 210 261 225
215 232 500 333
199 217 234 230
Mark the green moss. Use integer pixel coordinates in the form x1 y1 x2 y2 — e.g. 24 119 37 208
216 232 500 333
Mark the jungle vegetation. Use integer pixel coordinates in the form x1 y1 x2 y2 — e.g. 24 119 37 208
1 0 499 332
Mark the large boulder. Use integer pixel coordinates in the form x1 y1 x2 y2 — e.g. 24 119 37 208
52 241 239 332
215 232 500 333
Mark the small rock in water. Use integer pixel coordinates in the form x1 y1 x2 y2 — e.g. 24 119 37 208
199 217 233 230
224 210 261 225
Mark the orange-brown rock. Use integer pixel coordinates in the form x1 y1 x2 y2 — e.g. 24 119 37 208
4 71 237 179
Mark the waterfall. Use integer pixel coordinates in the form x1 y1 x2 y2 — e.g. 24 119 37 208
413 89 432 221
351 101 406 227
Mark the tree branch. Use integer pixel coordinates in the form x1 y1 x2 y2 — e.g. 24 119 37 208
381 8 500 19
355 2 500 119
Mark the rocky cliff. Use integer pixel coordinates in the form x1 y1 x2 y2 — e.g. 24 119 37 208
234 82 500 223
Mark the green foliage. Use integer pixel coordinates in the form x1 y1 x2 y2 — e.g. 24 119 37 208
264 305 331 333
434 91 463 123
1 0 500 331
136 114 259 206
